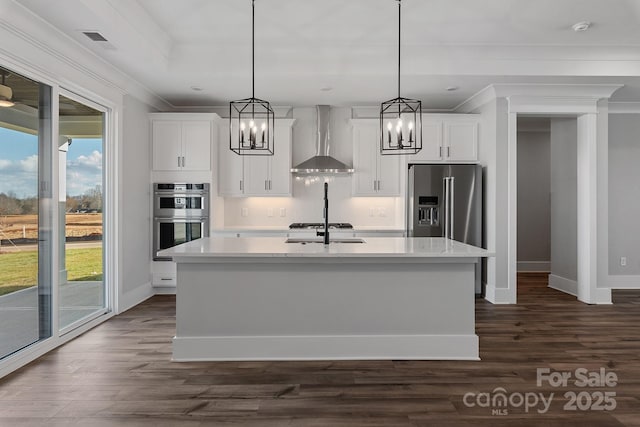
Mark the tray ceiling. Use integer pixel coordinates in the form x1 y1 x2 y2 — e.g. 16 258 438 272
14 0 640 109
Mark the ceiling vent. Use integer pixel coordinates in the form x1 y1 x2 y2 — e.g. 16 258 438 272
80 31 116 50
82 31 108 42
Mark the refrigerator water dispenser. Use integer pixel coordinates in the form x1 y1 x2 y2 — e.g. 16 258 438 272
418 196 439 226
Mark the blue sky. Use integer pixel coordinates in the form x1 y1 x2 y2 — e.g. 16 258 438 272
0 127 102 198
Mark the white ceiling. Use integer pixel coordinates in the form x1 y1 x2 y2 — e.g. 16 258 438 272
15 0 640 109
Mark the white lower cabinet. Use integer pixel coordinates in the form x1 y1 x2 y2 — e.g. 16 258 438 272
219 120 295 196
151 261 176 287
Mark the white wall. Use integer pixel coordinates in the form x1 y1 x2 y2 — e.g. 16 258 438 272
121 95 154 298
516 124 551 271
608 114 640 276
223 107 403 228
549 118 578 289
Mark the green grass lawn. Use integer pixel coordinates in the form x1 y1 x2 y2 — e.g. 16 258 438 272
0 247 102 296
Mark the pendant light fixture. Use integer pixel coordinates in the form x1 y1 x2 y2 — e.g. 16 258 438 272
380 0 422 155
230 0 274 156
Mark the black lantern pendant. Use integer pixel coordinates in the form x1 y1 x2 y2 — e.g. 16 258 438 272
230 0 274 156
380 0 422 155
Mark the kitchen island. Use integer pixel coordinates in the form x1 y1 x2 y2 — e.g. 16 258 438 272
159 237 492 361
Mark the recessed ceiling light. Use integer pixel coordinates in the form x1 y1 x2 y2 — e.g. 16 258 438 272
320 87 333 92
190 86 203 92
446 86 459 92
572 21 591 32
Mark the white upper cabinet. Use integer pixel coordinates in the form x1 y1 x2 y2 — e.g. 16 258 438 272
152 120 183 171
181 121 212 170
408 114 479 163
352 120 401 197
444 120 478 161
218 123 244 195
150 114 214 171
218 120 295 197
420 119 444 161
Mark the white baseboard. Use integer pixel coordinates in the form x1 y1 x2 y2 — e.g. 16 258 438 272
517 261 550 272
607 275 640 289
173 334 480 361
548 274 578 296
484 284 516 304
153 286 176 295
588 288 612 305
119 281 154 313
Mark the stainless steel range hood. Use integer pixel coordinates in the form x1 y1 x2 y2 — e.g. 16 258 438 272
291 105 354 175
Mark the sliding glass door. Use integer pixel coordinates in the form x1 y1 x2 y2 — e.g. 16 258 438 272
58 93 106 331
0 67 52 359
0 63 112 362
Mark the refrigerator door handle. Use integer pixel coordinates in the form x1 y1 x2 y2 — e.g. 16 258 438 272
449 176 456 240
443 177 449 239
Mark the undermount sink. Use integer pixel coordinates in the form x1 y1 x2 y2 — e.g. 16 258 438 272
285 238 365 244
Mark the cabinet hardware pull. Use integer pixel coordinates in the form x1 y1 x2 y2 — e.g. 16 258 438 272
178 156 181 168
439 146 443 158
446 147 450 158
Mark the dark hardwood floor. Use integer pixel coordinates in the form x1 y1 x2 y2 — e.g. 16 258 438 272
1 274 639 426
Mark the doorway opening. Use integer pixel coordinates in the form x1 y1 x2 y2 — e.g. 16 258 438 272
516 116 580 297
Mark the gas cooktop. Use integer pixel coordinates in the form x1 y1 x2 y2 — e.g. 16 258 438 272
289 223 353 230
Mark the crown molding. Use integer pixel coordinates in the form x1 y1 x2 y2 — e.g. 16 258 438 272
493 83 624 99
170 105 293 119
455 83 624 114
453 85 497 113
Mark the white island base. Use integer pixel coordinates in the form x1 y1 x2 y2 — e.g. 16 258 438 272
161 237 492 361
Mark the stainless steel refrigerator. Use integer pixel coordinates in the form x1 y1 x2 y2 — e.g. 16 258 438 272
407 163 483 292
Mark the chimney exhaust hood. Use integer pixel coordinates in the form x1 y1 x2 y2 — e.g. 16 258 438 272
291 105 354 175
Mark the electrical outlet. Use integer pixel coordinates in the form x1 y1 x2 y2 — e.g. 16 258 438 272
620 257 627 267
241 207 248 217
280 208 286 217
369 207 375 217
378 207 386 217
267 208 274 217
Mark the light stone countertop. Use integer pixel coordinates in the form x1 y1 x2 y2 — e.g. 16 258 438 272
158 237 493 259
212 226 405 233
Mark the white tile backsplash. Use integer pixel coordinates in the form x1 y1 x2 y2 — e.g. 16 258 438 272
220 106 405 229
223 177 403 227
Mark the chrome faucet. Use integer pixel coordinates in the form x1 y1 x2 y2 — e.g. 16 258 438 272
316 182 329 244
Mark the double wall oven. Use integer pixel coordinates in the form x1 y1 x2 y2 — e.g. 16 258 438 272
153 183 210 260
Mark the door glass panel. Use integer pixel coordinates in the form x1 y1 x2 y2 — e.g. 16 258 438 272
0 66 52 359
189 223 201 240
158 222 202 250
58 94 105 330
